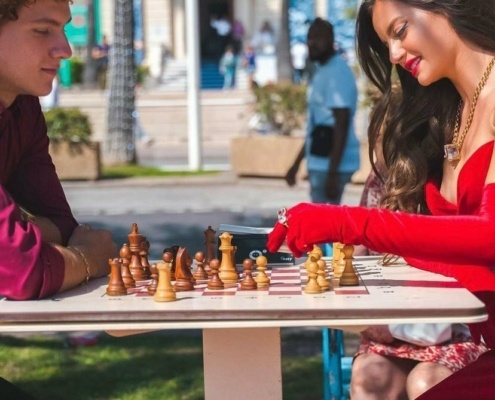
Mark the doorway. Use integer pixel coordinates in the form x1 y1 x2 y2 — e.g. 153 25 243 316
198 0 233 61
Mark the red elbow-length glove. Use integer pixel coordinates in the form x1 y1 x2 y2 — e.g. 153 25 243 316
267 184 495 268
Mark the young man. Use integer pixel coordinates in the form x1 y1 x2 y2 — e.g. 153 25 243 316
0 1 117 396
0 0 116 301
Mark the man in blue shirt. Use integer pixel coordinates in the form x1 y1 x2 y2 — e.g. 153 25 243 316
285 18 359 204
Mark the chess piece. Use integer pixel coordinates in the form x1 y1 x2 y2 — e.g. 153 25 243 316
254 255 270 287
218 232 239 283
231 245 238 267
304 259 322 294
106 258 127 296
173 247 195 291
119 243 135 288
193 251 208 280
339 244 359 286
163 245 180 281
317 258 331 291
128 223 146 280
204 226 217 266
311 244 323 260
154 253 176 302
332 242 343 273
334 243 346 278
147 263 159 295
139 236 151 279
207 259 224 289
240 258 257 290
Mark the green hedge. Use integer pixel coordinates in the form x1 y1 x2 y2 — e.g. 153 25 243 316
253 83 307 135
44 107 92 145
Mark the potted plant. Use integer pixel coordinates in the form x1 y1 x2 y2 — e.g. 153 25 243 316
231 83 307 178
45 107 101 180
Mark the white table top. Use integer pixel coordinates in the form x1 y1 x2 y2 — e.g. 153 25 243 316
0 256 487 332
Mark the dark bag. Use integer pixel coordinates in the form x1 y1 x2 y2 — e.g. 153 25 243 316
310 125 334 157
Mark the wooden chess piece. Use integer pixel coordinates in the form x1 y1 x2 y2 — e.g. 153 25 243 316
128 223 146 280
317 258 331 291
204 225 217 266
254 255 270 287
139 236 151 279
173 247 195 291
154 253 176 302
334 243 346 279
339 244 359 286
147 263 159 295
240 258 257 290
119 243 135 288
311 244 323 260
207 259 224 290
332 242 343 273
193 251 208 280
218 232 239 283
304 259 322 294
163 245 180 281
106 258 127 296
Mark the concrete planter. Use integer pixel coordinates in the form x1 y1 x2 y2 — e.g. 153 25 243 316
49 142 101 181
231 135 307 178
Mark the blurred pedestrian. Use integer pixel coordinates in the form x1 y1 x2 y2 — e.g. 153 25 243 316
242 44 257 89
285 18 359 204
91 34 110 90
291 40 308 84
219 45 237 90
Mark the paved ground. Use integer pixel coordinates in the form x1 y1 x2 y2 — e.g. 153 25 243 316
63 171 363 260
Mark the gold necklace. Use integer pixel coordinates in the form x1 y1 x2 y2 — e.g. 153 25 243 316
444 56 495 167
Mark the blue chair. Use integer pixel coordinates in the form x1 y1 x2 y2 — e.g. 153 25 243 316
322 328 352 400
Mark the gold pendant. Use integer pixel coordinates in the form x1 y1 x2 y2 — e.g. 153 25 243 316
444 143 460 162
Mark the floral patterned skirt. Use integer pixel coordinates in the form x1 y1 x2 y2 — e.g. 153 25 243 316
356 331 488 372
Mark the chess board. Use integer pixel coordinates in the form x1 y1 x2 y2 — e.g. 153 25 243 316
0 256 486 333
128 263 369 298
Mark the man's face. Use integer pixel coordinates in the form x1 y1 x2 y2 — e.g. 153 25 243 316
0 0 72 106
306 26 333 63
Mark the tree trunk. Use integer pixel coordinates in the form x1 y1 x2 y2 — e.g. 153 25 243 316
105 0 136 164
82 0 98 88
277 0 293 83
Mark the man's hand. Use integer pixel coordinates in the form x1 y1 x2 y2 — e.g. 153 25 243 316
285 164 299 187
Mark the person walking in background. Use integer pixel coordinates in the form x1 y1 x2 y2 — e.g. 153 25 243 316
91 34 110 90
231 18 245 56
284 18 359 205
268 1 495 398
252 20 276 55
219 45 237 90
290 40 308 84
242 44 257 89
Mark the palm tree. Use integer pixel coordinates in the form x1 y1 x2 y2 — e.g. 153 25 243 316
277 0 293 83
82 0 98 88
105 0 136 164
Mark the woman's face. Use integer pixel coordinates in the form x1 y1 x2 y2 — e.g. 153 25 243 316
371 0 457 86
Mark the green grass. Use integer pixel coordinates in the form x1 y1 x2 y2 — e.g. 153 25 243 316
101 165 222 179
0 332 323 400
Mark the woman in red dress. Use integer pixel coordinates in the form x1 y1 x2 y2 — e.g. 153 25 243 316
268 0 495 398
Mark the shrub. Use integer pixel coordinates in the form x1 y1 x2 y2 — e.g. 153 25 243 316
44 107 93 147
70 57 84 84
253 83 306 136
137 65 150 85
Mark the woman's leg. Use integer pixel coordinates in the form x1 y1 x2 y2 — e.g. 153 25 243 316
417 350 495 400
350 353 416 400
406 361 452 399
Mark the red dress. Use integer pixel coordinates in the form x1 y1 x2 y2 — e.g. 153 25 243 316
356 167 488 372
415 141 495 399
